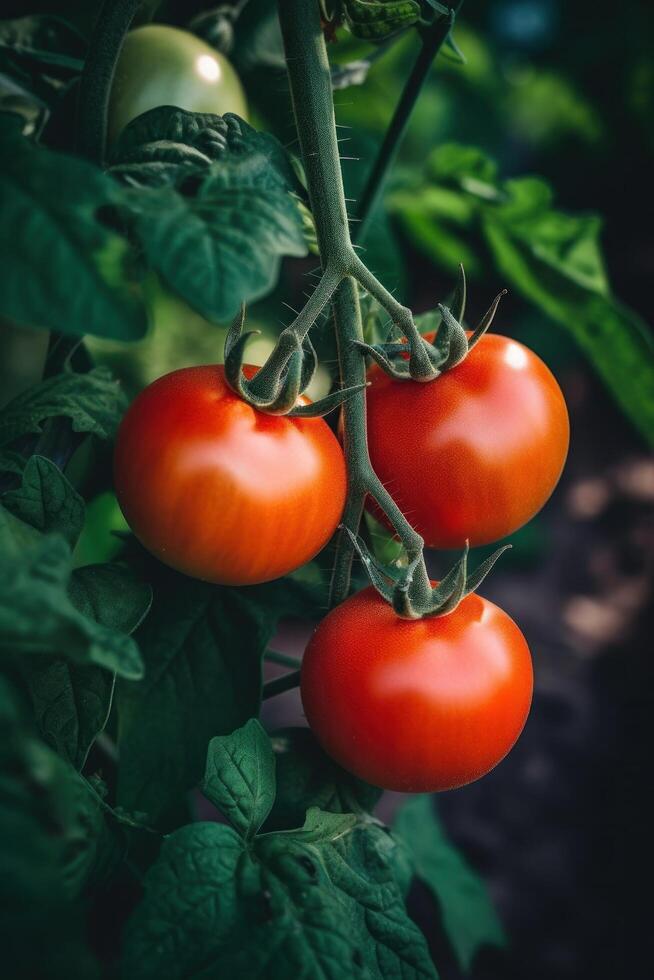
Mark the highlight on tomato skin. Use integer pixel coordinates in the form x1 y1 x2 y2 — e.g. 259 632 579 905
300 584 533 793
113 364 347 586
366 332 570 550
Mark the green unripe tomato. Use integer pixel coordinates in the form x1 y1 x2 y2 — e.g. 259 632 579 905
108 24 247 144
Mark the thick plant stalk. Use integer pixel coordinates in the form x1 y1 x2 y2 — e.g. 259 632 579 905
278 0 432 609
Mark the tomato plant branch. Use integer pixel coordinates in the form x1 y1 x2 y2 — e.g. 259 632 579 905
278 0 433 611
328 278 374 607
353 1 464 244
77 0 145 164
246 263 342 402
349 253 437 379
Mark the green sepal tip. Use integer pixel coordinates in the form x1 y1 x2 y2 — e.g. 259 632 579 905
224 304 322 415
346 528 512 619
355 272 507 384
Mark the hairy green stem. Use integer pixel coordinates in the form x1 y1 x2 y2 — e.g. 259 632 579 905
350 253 434 377
328 278 370 607
77 0 144 164
248 263 342 399
278 0 432 609
353 2 463 243
278 5 352 267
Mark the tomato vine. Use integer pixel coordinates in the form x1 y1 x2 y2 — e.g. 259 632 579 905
264 0 510 619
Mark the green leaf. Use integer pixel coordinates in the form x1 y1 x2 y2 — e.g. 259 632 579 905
122 808 437 979
69 561 153 637
387 184 480 275
116 572 292 827
19 657 114 771
203 718 276 839
58 769 107 899
395 795 505 972
0 530 144 680
387 829 415 901
0 498 41 551
266 727 382 832
427 143 499 188
2 455 84 547
0 676 101 977
119 113 307 321
121 821 246 980
290 805 359 842
16 562 151 769
116 566 331 828
343 0 421 40
0 366 127 448
129 181 306 323
490 176 609 294
0 114 147 341
110 108 301 191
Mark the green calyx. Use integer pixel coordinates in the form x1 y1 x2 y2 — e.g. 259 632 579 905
224 303 364 418
356 266 507 381
346 529 511 619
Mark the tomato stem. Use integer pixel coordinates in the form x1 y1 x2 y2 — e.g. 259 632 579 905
262 669 302 700
353 2 464 244
246 264 343 403
77 0 144 164
349 253 437 380
278 0 433 610
265 650 302 670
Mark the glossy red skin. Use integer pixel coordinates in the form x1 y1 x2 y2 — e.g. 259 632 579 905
301 586 533 792
366 332 569 548
114 365 347 585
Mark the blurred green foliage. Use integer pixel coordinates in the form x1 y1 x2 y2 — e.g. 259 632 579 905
2 0 651 444
12 0 648 438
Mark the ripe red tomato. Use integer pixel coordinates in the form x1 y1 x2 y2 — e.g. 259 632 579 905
366 333 569 548
301 586 533 792
114 365 346 585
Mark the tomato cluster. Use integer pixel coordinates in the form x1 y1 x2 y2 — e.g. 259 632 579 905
108 33 568 794
115 329 567 791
